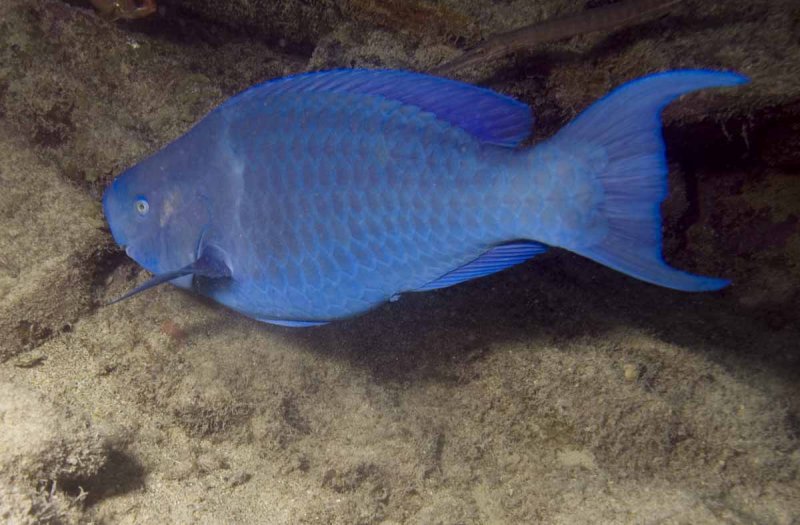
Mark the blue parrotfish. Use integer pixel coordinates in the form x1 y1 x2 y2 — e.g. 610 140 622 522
103 68 747 327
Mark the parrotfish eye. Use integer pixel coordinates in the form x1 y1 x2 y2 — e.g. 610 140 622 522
134 197 150 216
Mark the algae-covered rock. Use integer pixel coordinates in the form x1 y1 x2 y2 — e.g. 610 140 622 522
0 129 108 362
0 0 295 188
0 483 83 525
0 380 108 483
0 380 109 524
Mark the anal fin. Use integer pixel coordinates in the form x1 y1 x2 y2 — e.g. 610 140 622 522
415 241 547 292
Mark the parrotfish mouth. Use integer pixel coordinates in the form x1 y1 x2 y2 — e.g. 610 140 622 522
107 244 232 305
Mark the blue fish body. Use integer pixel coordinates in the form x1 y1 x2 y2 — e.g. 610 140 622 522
103 69 747 325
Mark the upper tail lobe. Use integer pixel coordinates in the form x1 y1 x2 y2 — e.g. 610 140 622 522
541 70 748 291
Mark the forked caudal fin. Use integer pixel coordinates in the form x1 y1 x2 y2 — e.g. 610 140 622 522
548 70 748 291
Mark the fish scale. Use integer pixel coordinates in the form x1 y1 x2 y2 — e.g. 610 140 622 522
237 96 448 317
103 69 747 325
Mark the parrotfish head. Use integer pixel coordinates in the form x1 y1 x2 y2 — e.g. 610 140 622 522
102 158 211 283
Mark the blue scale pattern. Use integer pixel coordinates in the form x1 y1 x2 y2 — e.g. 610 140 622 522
210 91 536 321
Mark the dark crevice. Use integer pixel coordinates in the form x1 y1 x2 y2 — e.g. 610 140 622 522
88 244 131 308
62 0 317 58
668 163 699 256
60 449 146 507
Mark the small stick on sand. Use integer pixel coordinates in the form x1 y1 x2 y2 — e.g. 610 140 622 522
431 0 683 75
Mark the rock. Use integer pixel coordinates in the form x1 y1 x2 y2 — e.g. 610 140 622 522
0 131 108 362
0 380 110 524
0 380 108 484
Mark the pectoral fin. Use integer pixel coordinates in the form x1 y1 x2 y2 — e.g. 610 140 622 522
107 244 231 305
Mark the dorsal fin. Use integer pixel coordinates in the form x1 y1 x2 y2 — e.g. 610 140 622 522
415 241 548 292
223 69 533 147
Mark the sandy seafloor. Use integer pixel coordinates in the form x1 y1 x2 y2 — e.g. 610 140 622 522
1 0 800 523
